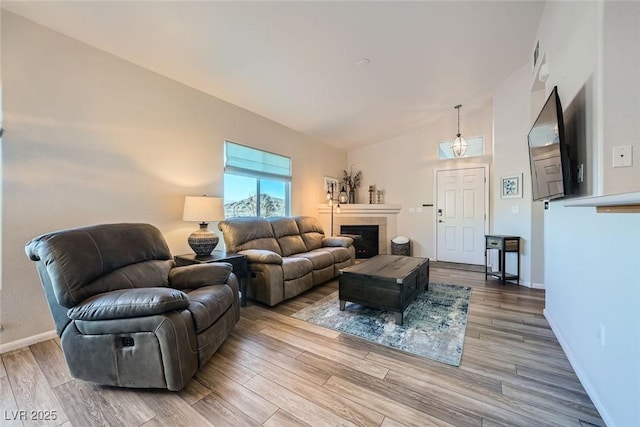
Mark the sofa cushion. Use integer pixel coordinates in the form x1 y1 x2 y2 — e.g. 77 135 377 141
67 287 189 321
312 247 352 263
294 216 325 251
218 218 282 255
281 257 313 281
269 217 308 256
79 260 174 306
186 285 234 333
292 251 334 270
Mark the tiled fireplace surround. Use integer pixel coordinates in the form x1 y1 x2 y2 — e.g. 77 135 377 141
317 204 402 255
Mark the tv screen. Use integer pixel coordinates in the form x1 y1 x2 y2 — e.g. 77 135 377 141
527 86 572 201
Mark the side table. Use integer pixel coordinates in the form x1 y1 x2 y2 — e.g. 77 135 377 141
484 235 520 285
175 251 248 307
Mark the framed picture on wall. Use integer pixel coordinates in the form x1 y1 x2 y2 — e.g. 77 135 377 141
501 174 523 199
324 176 340 200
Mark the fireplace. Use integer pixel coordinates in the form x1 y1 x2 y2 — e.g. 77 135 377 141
340 225 379 258
318 203 400 255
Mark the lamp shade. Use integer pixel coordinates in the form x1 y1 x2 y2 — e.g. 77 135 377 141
183 196 224 223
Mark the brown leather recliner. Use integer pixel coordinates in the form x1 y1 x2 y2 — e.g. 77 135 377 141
25 223 239 391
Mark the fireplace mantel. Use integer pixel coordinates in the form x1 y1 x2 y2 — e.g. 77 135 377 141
317 204 401 215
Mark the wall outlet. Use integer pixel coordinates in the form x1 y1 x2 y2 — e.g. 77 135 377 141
612 145 633 167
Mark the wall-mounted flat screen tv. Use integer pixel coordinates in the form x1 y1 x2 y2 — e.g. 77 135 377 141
527 86 573 201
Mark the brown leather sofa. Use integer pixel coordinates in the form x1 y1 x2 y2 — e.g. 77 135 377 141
218 216 355 306
25 223 239 391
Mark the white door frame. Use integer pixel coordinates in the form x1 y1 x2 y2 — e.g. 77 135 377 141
433 164 490 263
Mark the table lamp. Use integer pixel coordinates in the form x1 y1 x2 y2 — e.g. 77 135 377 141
183 196 224 257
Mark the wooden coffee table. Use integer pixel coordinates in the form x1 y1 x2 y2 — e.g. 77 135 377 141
338 255 429 325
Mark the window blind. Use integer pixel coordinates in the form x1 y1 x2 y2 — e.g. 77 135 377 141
225 141 291 181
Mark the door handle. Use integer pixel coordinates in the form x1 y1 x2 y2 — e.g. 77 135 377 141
438 220 445 223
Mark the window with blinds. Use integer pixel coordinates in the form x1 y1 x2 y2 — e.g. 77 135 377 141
223 141 291 218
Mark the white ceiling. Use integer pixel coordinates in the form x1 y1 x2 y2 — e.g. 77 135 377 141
3 1 545 151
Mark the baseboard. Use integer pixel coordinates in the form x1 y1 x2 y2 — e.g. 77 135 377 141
530 281 545 290
543 309 614 427
0 330 57 354
504 280 544 290
509 280 530 287
506 280 544 290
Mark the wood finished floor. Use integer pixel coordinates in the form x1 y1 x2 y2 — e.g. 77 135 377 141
1 267 604 427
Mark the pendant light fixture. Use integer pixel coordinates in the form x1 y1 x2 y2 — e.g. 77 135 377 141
451 104 468 157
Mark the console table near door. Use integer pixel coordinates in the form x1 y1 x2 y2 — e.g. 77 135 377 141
485 235 520 284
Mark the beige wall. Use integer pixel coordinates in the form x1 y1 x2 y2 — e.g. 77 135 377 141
601 2 640 194
0 12 346 346
492 65 537 287
347 101 494 259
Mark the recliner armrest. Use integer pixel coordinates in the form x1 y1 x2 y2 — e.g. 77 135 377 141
169 263 232 289
239 249 283 265
67 288 189 321
322 236 354 248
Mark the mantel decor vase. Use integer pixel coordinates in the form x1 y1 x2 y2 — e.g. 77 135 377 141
342 166 362 205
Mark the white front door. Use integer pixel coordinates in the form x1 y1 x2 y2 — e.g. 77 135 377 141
436 167 486 265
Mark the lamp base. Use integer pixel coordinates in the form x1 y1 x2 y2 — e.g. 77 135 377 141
188 223 219 257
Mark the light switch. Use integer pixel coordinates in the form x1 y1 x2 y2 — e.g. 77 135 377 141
511 206 520 214
416 207 423 213
612 145 633 167
408 207 415 213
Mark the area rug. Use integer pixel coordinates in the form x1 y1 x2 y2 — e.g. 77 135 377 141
292 283 471 366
